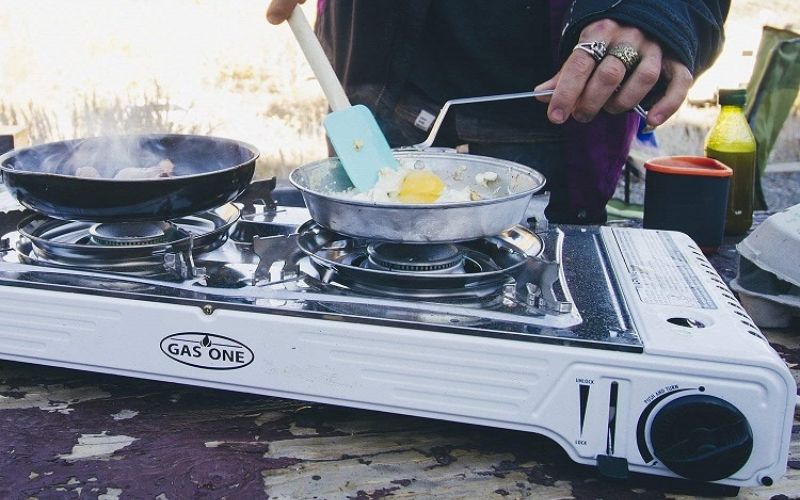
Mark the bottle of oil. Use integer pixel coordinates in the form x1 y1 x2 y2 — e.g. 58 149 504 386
704 89 757 235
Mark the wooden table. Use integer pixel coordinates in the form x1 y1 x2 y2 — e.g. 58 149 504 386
1 351 798 499
1 221 798 499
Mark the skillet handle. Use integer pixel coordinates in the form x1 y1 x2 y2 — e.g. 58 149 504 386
411 89 652 150
412 91 555 150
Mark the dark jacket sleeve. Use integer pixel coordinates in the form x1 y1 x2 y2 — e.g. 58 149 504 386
560 0 730 76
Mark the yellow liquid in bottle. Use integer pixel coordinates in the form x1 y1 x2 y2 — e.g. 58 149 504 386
704 105 757 235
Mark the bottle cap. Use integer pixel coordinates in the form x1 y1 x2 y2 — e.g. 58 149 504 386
718 88 747 106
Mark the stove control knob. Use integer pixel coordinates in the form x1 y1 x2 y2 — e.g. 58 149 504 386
650 395 753 481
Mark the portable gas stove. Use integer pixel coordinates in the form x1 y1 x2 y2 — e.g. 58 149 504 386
0 181 793 490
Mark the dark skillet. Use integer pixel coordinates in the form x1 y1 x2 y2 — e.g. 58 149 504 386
0 134 258 222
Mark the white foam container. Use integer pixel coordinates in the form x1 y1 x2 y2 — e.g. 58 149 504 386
737 204 800 287
733 204 800 328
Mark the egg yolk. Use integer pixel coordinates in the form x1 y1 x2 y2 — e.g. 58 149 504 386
396 170 445 203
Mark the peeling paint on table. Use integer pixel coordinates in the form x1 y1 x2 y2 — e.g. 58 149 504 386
1 351 799 499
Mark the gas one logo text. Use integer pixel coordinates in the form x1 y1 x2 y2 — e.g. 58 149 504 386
160 333 254 370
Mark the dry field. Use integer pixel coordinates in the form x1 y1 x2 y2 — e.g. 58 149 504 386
0 0 328 179
0 0 798 181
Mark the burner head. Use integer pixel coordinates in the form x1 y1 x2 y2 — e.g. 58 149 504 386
366 242 465 273
89 222 171 246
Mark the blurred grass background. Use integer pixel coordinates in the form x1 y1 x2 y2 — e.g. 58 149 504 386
0 0 797 182
0 0 327 180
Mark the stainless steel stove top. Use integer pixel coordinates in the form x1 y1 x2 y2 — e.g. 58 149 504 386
0 186 641 352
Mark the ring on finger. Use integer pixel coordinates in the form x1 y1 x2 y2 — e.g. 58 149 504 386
607 43 641 72
572 40 607 63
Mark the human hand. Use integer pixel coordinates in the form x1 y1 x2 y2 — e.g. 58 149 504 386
535 19 693 128
266 0 306 25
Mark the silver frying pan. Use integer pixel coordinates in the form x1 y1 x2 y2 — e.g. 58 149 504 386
289 150 545 243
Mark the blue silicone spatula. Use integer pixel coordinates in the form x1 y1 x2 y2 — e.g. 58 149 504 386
287 7 399 191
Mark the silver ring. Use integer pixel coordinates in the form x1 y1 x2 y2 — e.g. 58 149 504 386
572 40 607 62
608 43 641 72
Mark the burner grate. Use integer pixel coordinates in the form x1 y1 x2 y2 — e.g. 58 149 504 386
14 204 240 275
295 221 541 300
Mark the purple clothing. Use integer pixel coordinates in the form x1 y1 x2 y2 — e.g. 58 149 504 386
550 0 639 221
562 115 639 221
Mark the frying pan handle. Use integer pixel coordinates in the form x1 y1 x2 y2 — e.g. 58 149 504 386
411 89 652 150
287 6 351 111
412 91 552 150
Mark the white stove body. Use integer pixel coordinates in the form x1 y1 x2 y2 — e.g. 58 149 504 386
0 226 793 488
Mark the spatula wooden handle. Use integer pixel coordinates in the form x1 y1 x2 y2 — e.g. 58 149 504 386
287 6 351 111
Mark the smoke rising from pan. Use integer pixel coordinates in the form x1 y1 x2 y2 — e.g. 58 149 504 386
5 134 256 180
